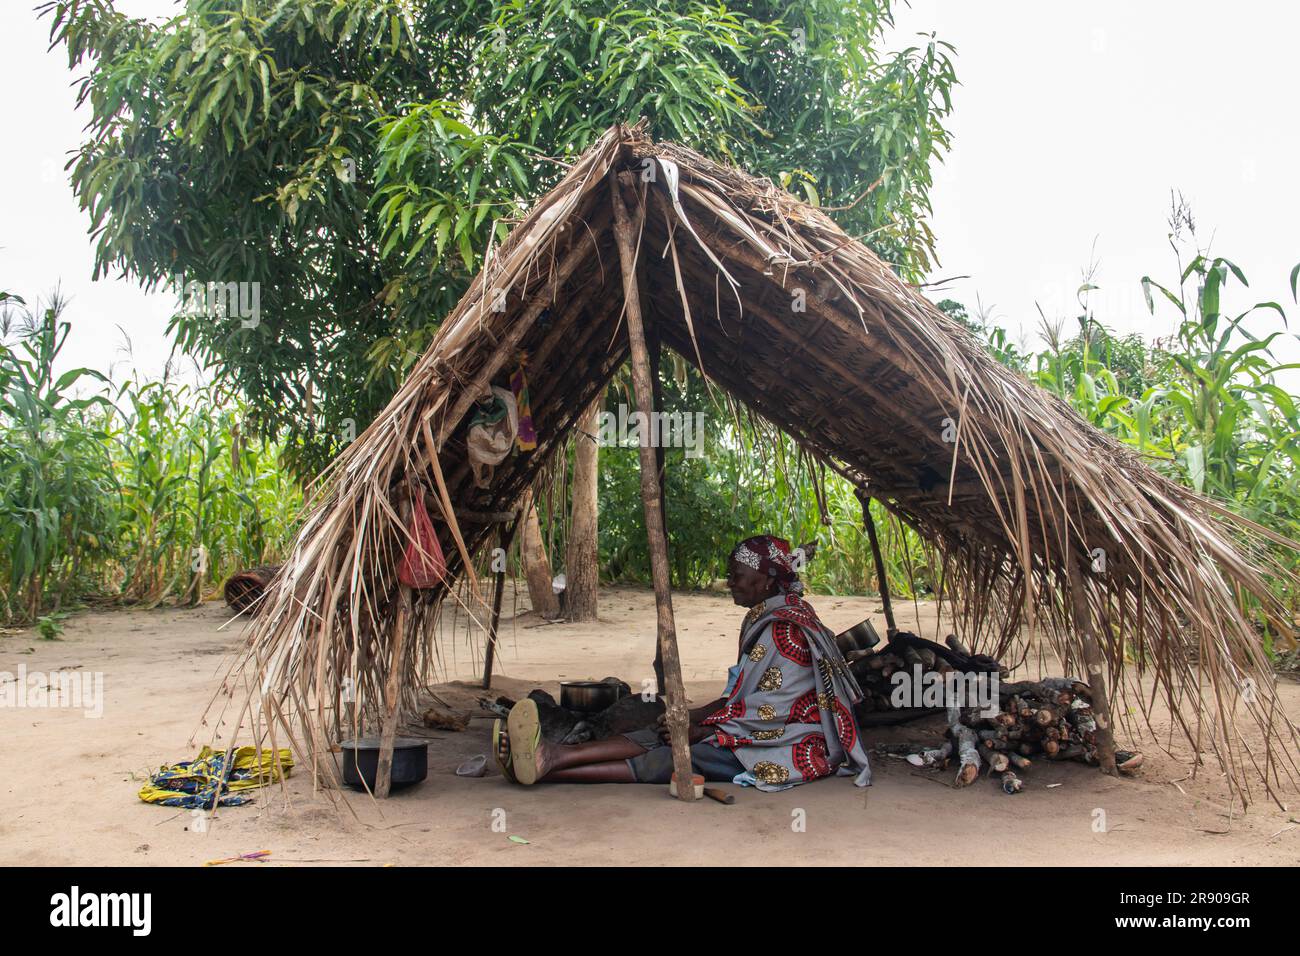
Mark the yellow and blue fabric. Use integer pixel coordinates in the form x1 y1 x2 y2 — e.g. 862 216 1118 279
138 746 293 809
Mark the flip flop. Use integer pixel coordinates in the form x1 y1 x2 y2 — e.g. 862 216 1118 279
491 718 517 783
507 698 544 785
1116 750 1144 774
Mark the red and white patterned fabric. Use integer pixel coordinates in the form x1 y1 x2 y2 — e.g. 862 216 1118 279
701 589 873 791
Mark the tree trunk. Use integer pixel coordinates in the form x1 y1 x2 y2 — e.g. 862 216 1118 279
520 491 560 619
565 389 603 621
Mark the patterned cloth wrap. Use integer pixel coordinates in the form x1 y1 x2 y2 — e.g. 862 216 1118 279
704 536 873 791
138 746 294 810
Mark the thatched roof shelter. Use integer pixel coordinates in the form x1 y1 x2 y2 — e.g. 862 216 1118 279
213 123 1299 806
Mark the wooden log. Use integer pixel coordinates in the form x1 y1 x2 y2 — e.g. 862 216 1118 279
1067 551 1119 776
1007 752 1032 770
998 678 1087 703
948 706 982 786
906 741 953 768
610 170 696 801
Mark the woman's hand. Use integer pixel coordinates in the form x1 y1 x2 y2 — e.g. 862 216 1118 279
655 713 711 745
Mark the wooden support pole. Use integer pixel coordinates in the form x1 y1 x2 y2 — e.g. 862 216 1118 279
482 516 522 689
610 170 697 801
1067 550 1119 776
859 492 897 635
376 492 415 799
647 307 670 696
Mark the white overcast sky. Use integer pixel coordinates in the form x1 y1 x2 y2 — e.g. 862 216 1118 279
3 0 1297 386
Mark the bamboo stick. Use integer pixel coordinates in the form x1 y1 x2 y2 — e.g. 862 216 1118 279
482 516 521 689
859 491 897 634
610 169 697 801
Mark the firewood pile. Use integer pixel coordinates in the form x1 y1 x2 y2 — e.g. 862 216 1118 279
846 632 1001 722
882 677 1143 792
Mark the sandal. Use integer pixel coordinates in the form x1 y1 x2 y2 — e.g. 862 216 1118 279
491 718 517 783
507 698 544 785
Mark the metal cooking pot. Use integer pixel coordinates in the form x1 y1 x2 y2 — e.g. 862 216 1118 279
560 680 622 713
340 735 429 791
835 619 882 658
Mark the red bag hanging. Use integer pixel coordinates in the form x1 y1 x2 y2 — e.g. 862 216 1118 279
399 495 446 588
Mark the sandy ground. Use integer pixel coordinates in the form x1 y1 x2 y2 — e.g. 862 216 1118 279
1 584 1296 867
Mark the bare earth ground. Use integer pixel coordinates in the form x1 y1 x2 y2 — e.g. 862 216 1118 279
1 584 1296 867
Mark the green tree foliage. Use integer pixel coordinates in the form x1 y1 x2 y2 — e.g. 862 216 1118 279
42 0 955 474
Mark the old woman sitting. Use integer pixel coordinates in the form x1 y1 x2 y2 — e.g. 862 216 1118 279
492 535 872 791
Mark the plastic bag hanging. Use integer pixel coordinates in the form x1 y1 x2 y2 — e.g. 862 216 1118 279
399 489 446 588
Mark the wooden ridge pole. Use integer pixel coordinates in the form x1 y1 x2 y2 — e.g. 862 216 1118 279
482 515 522 689
610 168 697 801
858 491 897 635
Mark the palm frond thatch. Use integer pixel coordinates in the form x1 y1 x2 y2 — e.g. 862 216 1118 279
209 123 1299 806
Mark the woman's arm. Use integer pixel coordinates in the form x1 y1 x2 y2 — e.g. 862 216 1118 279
655 697 728 744
688 698 727 723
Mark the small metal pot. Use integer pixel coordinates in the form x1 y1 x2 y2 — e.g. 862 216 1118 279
340 735 428 791
835 619 881 657
560 680 621 713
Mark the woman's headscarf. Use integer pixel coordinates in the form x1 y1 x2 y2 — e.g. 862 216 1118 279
730 535 805 595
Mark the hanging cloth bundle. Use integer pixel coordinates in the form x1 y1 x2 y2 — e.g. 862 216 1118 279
399 487 446 588
466 385 519 488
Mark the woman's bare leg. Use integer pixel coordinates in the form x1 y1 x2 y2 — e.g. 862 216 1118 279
543 761 637 783
529 735 646 783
